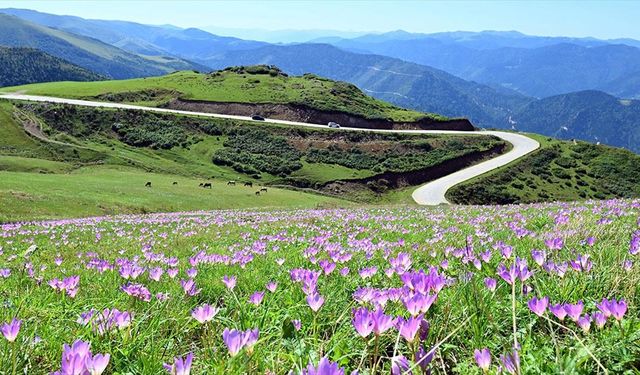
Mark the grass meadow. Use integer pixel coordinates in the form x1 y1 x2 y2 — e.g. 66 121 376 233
0 199 638 374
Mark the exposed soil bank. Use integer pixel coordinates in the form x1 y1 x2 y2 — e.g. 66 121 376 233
164 98 475 131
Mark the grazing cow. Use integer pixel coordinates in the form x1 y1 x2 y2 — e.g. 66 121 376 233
244 182 253 187
173 181 178 185
227 181 236 186
260 187 268 192
203 182 212 189
145 181 152 187
255 191 261 196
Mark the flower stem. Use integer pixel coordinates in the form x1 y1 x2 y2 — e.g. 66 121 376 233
511 281 520 375
11 343 17 375
371 335 380 374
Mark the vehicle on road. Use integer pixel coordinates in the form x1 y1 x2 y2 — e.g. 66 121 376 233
328 121 341 128
252 115 265 121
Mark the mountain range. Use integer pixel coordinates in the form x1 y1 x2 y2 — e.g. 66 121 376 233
0 8 638 152
328 31 640 98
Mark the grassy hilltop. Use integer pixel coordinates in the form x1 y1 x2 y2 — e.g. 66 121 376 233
1 66 447 122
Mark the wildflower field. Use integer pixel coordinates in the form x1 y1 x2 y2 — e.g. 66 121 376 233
1 200 639 374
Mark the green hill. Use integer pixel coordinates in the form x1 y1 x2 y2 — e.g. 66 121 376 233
0 13 205 79
0 98 504 221
448 134 640 204
0 46 104 87
2 66 451 123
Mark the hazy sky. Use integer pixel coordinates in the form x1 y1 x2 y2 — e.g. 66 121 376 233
0 0 638 40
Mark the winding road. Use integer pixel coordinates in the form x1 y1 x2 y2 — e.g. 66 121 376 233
0 93 540 205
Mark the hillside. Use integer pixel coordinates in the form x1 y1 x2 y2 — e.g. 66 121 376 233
448 134 640 204
0 13 205 79
511 90 640 152
0 99 505 220
0 46 104 87
0 8 267 60
1 67 470 127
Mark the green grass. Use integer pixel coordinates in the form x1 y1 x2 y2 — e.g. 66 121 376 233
0 200 638 373
0 166 348 222
290 160 375 184
448 133 640 204
2 68 444 122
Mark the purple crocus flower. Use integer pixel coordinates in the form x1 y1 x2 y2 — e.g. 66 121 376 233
474 348 491 371
499 350 520 375
167 268 179 278
352 307 373 338
371 307 395 336
484 277 497 292
222 275 236 290
1 318 21 342
531 249 546 266
266 281 278 293
577 315 591 333
163 352 193 375
243 328 259 349
306 293 325 312
396 314 424 343
549 303 567 320
592 312 607 329
402 293 437 316
222 328 259 356
608 299 627 321
545 237 564 250
180 279 201 296
415 345 435 372
292 319 302 331
222 328 245 356
186 268 198 278
564 301 584 321
86 353 111 375
149 267 163 282
391 355 412 375
249 291 265 306
52 339 110 375
121 283 152 302
302 357 345 375
497 264 517 285
527 296 549 317
191 304 219 324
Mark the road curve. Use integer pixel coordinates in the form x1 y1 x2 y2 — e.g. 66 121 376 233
0 93 540 205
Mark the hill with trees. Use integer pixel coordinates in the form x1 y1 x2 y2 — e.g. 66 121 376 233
0 46 103 87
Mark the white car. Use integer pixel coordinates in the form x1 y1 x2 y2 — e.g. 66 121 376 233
328 121 341 128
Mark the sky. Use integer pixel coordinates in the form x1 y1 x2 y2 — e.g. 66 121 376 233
0 0 638 40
